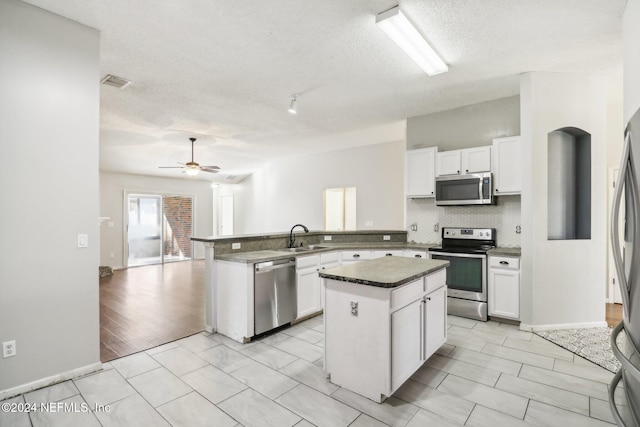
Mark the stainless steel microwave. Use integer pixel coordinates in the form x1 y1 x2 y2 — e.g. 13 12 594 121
435 172 493 206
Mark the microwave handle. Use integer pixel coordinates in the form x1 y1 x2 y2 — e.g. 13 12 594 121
479 178 483 199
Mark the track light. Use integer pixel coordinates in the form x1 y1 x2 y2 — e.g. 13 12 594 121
288 95 298 114
376 6 448 76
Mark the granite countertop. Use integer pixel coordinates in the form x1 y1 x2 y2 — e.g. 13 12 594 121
319 257 449 288
214 242 439 263
487 247 521 257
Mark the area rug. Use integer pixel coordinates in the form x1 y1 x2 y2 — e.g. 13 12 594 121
535 327 621 373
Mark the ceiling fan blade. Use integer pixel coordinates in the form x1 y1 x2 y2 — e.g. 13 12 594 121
200 168 220 174
201 166 220 171
159 166 184 169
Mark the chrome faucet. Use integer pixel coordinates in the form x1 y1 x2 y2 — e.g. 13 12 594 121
288 224 309 248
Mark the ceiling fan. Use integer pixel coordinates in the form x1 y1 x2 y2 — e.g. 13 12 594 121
159 137 220 176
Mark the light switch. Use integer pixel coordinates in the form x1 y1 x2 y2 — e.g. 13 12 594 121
77 234 88 248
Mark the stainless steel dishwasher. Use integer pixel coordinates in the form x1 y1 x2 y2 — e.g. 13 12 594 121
254 258 297 335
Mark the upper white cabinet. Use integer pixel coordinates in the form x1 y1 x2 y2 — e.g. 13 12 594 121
436 146 491 176
492 136 521 195
436 150 462 176
461 146 491 174
406 147 437 198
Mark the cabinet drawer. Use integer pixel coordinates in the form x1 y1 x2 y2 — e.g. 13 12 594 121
342 251 371 261
320 251 340 264
489 256 520 270
296 254 320 270
425 268 446 294
391 279 423 311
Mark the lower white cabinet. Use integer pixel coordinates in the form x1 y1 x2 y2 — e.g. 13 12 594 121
325 270 447 402
341 250 372 265
403 250 428 259
296 252 341 318
488 256 520 320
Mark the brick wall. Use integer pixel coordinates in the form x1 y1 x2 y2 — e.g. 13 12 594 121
162 196 193 258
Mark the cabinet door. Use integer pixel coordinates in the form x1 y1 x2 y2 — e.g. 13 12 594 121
403 250 428 259
424 286 447 359
372 250 403 258
461 146 491 174
436 151 461 176
391 299 423 391
319 261 340 309
296 266 321 319
406 147 437 197
492 136 521 195
488 268 520 319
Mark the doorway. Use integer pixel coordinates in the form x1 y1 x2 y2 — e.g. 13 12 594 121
126 193 194 267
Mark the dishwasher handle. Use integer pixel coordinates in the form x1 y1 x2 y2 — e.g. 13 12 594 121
255 259 296 272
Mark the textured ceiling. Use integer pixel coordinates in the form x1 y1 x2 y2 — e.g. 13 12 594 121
24 0 626 182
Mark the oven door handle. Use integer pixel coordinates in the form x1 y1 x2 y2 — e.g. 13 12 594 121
429 251 487 259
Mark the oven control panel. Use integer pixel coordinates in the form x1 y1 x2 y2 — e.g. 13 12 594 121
442 227 495 240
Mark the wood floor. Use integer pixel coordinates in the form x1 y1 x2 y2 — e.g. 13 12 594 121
99 260 205 362
606 302 623 327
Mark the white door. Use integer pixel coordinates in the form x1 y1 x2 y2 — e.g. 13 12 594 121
219 195 234 236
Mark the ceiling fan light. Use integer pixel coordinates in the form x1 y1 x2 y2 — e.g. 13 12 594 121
184 166 199 176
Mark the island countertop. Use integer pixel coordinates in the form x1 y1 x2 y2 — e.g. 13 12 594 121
319 256 449 288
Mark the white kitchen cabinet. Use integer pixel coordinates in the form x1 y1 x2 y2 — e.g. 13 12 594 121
492 136 521 195
297 264 322 319
297 252 341 318
461 146 491 174
325 265 448 402
341 250 372 265
403 250 428 259
436 146 491 176
372 250 403 258
391 298 422 390
488 255 520 320
436 150 462 176
424 285 447 357
406 147 437 198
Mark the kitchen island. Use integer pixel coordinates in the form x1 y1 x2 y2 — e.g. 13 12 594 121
320 256 449 403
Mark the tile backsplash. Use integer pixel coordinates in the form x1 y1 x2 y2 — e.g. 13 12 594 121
406 195 521 247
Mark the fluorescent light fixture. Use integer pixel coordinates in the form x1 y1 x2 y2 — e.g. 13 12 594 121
376 6 448 76
288 96 298 114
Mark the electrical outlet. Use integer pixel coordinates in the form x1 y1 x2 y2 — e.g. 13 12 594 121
350 301 358 316
383 235 391 241
3 340 16 358
434 223 440 233
109 252 115 259
232 242 241 250
410 223 418 232
324 235 332 241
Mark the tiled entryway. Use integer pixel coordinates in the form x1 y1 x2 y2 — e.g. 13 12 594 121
1 315 630 426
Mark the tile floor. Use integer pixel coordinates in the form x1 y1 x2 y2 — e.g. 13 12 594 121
0 315 631 427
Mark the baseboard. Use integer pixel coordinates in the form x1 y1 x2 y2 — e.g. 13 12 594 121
520 320 608 332
204 324 215 334
0 362 103 401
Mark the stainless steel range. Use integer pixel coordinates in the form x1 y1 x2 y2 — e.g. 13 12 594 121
428 227 496 321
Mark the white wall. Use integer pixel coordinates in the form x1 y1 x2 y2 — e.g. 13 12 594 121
100 172 214 267
520 72 608 329
624 0 640 122
407 96 520 150
0 0 100 394
232 140 405 234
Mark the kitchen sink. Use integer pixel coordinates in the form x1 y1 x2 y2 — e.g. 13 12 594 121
282 247 312 253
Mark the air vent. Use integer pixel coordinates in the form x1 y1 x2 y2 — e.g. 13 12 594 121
100 74 132 89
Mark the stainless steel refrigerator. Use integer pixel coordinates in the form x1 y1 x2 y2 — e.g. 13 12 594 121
610 107 640 426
